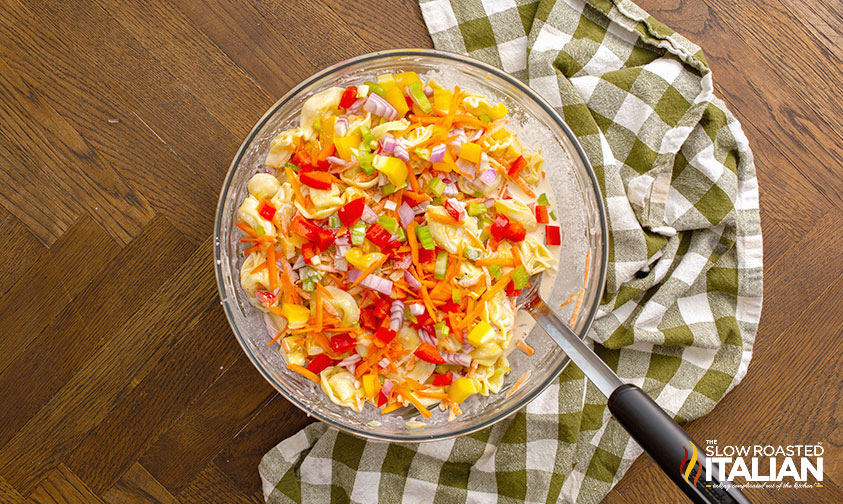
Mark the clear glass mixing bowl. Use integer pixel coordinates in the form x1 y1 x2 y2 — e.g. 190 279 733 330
214 49 607 442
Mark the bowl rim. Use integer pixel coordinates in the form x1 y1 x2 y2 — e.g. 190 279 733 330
213 48 609 442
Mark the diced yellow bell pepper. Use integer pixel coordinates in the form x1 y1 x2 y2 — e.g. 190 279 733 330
448 377 477 404
333 131 361 160
395 71 422 90
489 102 509 120
432 150 455 173
467 320 494 347
491 128 511 141
433 89 452 112
458 142 483 164
386 86 410 118
373 155 408 187
319 115 336 146
377 73 398 94
428 78 444 91
345 247 386 270
362 374 380 399
281 304 311 329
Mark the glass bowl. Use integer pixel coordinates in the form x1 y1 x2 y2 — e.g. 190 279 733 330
214 49 607 442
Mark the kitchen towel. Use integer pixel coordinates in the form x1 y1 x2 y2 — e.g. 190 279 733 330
259 0 763 502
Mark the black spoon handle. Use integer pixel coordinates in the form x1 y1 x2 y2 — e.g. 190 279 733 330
608 384 752 504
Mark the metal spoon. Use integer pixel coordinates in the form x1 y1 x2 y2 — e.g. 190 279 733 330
516 275 751 504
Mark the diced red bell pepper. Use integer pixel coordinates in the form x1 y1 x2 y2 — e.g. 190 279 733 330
290 214 334 251
316 143 336 170
302 242 317 264
360 308 378 331
257 199 277 221
535 205 549 224
376 390 388 407
307 353 334 374
374 326 397 345
504 220 526 242
439 301 461 313
299 171 332 191
432 371 453 387
414 343 445 365
545 225 561 246
337 197 365 226
505 281 522 297
366 223 394 250
255 289 277 308
444 199 463 221
291 150 315 172
329 333 356 354
508 155 527 176
418 248 436 263
338 86 358 110
373 297 391 319
405 96 414 109
411 313 433 329
487 235 500 252
490 214 509 241
403 191 429 207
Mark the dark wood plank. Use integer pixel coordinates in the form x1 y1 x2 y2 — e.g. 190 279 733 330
67 304 243 493
28 464 105 504
213 394 314 493
0 238 217 495
0 56 154 246
140 356 276 494
778 0 843 62
0 474 24 504
0 215 117 375
101 463 180 504
0 216 193 448
176 462 261 504
0 206 47 296
324 0 432 50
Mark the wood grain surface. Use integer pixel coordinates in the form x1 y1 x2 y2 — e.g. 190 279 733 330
0 0 839 502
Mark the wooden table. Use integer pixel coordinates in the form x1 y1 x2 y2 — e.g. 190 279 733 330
0 0 839 502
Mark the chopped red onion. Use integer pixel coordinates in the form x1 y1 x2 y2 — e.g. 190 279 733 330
479 152 491 172
361 204 378 224
382 379 394 397
418 327 436 345
378 357 389 368
443 182 459 197
478 169 498 186
408 303 425 316
334 116 348 137
338 354 362 367
393 143 409 162
380 134 397 154
462 341 475 353
448 133 467 150
326 156 349 167
423 85 433 97
292 255 306 270
404 271 420 291
430 144 446 163
384 200 397 211
397 202 414 228
484 198 495 208
334 257 349 272
393 253 412 270
348 363 356 375
442 352 472 367
348 269 393 295
334 234 350 246
412 201 430 215
363 93 398 120
347 97 367 114
389 299 405 331
456 159 476 179
264 313 278 340
466 128 483 141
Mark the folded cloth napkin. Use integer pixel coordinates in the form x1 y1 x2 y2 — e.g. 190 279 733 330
259 0 763 502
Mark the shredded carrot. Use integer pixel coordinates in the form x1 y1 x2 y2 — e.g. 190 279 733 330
568 288 585 328
509 174 536 198
449 312 463 343
336 226 348 237
278 260 298 305
243 243 267 256
583 249 591 286
404 191 432 202
313 288 323 333
475 257 517 267
511 246 523 267
288 363 320 384
417 280 439 323
240 236 275 243
380 402 402 414
284 164 307 209
515 339 534 356
407 221 421 271
505 370 531 398
404 377 428 390
350 255 388 288
267 330 286 346
250 260 268 274
235 221 260 237
441 85 461 130
559 292 578 308
394 384 432 418
416 391 448 399
316 282 334 300
451 114 488 129
480 271 513 302
266 245 278 290
428 213 461 225
407 162 421 193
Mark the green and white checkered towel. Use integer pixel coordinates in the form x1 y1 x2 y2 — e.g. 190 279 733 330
259 0 763 502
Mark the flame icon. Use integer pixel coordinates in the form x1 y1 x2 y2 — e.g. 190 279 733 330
680 441 703 486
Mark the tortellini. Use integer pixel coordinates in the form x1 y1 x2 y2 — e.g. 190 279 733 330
295 184 343 220
248 173 281 201
426 206 480 254
520 150 544 185
320 368 365 412
494 199 538 232
300 87 343 140
470 355 509 396
469 294 514 367
461 94 491 116
518 237 557 275
405 360 435 384
340 167 380 189
281 336 306 367
322 286 360 326
371 118 410 139
238 195 275 237
396 327 420 350
240 252 269 295
265 128 303 168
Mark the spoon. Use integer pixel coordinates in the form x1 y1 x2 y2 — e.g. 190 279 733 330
516 275 751 504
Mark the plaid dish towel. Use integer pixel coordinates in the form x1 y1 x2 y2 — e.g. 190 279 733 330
259 0 763 502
